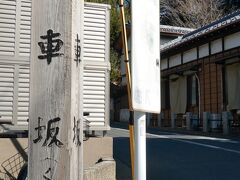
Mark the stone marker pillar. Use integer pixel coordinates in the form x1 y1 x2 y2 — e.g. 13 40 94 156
222 112 231 135
203 112 210 133
158 113 162 128
186 112 192 130
171 112 176 129
29 0 84 179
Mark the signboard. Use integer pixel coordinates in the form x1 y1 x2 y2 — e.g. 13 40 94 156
131 0 160 113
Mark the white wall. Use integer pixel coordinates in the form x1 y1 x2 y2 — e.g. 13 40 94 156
161 58 168 70
211 39 222 54
225 31 240 50
199 43 209 58
169 54 181 67
183 48 197 63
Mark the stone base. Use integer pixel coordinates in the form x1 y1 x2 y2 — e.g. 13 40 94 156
84 137 113 169
84 160 116 180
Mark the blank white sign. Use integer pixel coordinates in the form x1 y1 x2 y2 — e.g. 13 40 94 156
131 0 160 113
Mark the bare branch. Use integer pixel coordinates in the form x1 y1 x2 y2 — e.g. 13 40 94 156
161 0 224 28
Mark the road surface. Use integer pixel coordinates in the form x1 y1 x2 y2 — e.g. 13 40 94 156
108 124 240 180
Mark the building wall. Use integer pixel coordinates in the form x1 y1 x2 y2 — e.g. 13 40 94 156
200 61 223 114
160 46 240 127
161 61 224 125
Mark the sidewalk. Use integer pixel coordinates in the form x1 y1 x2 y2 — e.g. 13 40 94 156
0 138 28 179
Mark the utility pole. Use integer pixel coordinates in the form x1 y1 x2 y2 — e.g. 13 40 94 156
29 0 84 180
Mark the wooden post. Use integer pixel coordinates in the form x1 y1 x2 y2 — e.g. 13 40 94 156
29 0 84 180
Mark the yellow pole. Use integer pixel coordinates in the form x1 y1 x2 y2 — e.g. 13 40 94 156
128 112 135 180
119 1 135 180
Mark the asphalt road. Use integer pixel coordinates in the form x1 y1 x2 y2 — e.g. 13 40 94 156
108 124 240 180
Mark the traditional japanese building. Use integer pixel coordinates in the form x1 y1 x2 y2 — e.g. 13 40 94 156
160 10 240 129
115 11 240 133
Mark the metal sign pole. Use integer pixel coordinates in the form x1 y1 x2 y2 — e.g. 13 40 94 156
134 111 146 180
131 0 160 180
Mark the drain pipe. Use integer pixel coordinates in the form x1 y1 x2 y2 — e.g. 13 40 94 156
194 73 201 125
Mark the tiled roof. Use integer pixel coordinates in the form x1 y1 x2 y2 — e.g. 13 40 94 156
160 25 194 35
